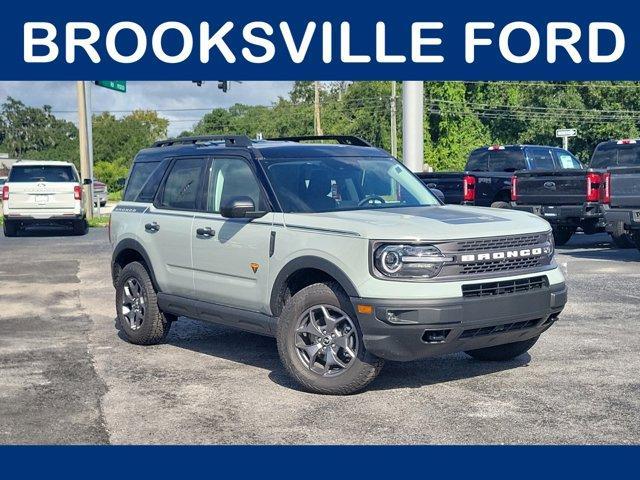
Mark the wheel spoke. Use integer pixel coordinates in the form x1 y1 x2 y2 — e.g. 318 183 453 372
123 287 134 304
320 307 343 334
303 344 322 368
296 318 323 338
324 347 347 373
334 334 356 358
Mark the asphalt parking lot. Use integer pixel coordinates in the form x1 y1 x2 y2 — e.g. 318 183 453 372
0 227 639 444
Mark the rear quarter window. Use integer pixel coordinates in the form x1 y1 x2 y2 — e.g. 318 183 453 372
124 161 164 202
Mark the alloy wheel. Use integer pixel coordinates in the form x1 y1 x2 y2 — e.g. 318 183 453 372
294 304 359 377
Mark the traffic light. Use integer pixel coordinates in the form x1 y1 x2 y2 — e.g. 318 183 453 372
217 81 229 93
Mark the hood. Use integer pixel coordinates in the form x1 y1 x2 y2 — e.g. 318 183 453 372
282 205 551 241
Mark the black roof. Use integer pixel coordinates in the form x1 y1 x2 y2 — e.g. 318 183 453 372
134 135 388 163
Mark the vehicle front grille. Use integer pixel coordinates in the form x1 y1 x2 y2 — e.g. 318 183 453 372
459 319 541 339
456 233 547 252
462 276 549 298
459 257 545 275
435 232 553 279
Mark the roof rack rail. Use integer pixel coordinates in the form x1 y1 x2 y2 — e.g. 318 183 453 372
152 135 252 148
267 135 372 147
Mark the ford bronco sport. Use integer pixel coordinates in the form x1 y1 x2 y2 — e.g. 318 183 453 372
110 135 567 394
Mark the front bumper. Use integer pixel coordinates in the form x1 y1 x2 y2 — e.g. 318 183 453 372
604 207 640 230
351 281 567 361
511 203 604 227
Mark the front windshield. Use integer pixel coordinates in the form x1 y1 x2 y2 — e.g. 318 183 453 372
263 156 440 213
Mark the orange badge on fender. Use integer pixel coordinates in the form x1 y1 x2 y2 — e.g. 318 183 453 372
250 263 260 273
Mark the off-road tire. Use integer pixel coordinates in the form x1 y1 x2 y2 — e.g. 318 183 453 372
491 201 511 209
73 218 89 236
553 227 574 246
465 335 540 361
610 221 635 249
276 282 384 395
115 261 172 345
3 219 18 237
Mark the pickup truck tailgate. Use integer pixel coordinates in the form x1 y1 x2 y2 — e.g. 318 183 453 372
515 171 586 205
610 167 640 208
417 173 463 204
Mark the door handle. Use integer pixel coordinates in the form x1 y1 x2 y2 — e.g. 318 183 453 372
196 226 215 238
145 222 160 232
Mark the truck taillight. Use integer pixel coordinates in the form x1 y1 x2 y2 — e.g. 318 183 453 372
601 172 611 205
462 175 476 202
2 185 8 201
511 176 518 202
586 172 602 202
74 185 82 200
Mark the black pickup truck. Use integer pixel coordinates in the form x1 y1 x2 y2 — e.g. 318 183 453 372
600 140 640 252
512 140 636 247
418 145 583 209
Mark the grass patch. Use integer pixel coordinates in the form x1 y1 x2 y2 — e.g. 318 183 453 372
108 190 123 202
88 215 110 228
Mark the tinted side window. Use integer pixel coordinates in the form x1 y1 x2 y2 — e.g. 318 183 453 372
160 158 206 211
137 160 170 202
206 158 264 213
466 150 488 171
488 151 526 172
526 148 555 170
124 162 160 201
553 150 583 169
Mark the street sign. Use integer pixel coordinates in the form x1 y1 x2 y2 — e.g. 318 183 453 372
556 128 577 138
94 80 126 93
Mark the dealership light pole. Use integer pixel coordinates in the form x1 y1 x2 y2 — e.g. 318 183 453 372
390 81 398 158
76 81 94 220
402 81 424 172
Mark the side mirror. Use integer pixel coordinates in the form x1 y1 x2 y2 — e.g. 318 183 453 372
430 188 445 203
220 196 266 219
83 178 92 185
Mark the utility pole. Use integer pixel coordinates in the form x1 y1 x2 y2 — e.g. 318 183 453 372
314 81 323 136
390 81 398 158
402 81 424 172
76 81 94 220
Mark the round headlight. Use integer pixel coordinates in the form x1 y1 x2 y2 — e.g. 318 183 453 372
373 244 452 279
381 249 402 273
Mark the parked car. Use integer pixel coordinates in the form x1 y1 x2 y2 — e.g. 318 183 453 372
110 135 566 395
417 145 583 209
2 160 88 236
512 140 639 247
600 139 640 251
93 180 108 207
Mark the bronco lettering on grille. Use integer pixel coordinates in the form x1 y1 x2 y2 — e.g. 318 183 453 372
460 247 551 263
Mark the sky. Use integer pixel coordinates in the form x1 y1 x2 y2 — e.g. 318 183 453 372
0 81 293 136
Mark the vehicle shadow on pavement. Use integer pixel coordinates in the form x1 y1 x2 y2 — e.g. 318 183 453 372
558 248 639 262
117 317 531 394
8 226 78 237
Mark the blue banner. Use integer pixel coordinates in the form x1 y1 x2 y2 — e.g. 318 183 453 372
0 445 637 478
3 0 640 79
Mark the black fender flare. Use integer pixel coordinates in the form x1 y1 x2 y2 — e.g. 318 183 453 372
111 238 160 291
269 256 359 315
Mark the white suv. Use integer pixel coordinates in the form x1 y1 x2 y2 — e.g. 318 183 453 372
2 160 88 236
